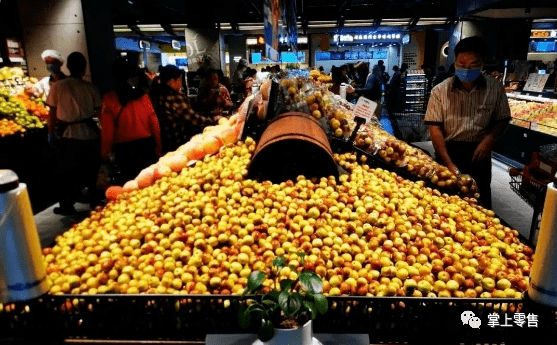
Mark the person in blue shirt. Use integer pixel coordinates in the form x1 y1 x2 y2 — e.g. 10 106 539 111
348 63 383 118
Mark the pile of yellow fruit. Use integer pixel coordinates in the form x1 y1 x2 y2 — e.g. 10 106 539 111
43 138 534 299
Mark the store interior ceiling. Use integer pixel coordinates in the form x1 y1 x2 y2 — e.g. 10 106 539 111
112 0 557 30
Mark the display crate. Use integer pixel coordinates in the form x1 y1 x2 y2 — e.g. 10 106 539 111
1 294 556 344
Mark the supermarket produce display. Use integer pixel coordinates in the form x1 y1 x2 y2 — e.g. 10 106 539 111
509 98 557 135
353 125 480 199
29 74 534 299
0 68 47 133
2 73 554 344
0 118 26 137
494 95 557 166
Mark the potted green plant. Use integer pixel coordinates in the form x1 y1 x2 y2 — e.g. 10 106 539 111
238 254 328 344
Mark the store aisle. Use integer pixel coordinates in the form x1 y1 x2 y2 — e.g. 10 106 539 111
491 159 536 244
35 203 92 248
380 116 395 135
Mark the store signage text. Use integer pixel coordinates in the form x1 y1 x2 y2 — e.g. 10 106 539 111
334 33 401 42
248 36 307 46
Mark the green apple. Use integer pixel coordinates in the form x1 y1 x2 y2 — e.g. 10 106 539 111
482 277 496 292
496 278 511 290
404 279 418 291
462 266 476 278
396 268 409 280
417 280 433 294
437 271 450 282
438 289 451 297
433 280 446 293
446 279 460 292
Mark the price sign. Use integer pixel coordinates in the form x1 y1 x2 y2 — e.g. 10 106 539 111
531 123 539 131
531 30 550 37
352 97 377 123
523 73 550 93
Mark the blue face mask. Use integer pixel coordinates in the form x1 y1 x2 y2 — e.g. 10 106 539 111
455 67 481 83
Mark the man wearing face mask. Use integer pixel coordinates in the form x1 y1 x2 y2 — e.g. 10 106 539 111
34 50 66 97
424 36 511 209
47 52 102 214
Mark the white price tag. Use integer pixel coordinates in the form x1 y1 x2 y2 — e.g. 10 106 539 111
523 73 550 93
531 123 539 131
352 97 377 123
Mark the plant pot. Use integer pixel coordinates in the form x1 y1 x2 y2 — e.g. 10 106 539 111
265 320 313 345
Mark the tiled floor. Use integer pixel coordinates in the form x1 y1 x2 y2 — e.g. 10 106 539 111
34 203 92 249
34 145 540 248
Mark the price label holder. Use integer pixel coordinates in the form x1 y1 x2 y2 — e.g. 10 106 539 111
523 73 550 93
352 97 377 123
532 123 539 131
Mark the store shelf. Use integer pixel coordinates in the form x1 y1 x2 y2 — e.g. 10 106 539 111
507 92 557 103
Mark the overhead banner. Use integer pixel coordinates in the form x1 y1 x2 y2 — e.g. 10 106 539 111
263 0 281 62
282 0 298 53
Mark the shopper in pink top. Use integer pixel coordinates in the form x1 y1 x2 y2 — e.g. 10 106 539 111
100 58 162 184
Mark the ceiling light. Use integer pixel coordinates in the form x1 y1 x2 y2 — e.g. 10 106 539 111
307 24 337 28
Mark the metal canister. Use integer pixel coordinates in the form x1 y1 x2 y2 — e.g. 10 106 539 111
340 83 347 100
0 170 50 302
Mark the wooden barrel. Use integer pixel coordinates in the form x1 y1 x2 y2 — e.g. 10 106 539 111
248 112 339 183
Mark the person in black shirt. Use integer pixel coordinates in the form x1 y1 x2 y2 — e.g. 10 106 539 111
432 66 449 87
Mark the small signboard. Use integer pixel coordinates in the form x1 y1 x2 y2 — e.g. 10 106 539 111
523 73 550 93
353 97 377 123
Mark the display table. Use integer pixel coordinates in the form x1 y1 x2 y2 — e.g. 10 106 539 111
493 124 557 167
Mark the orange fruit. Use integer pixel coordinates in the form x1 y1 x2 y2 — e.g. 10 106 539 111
105 186 124 201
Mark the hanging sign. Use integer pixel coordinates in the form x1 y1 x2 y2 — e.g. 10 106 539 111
263 0 281 62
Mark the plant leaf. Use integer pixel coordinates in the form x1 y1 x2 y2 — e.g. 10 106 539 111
262 299 275 307
303 300 318 320
259 320 275 342
247 271 265 292
238 306 251 329
273 257 286 269
279 279 295 292
250 308 265 321
299 272 323 293
279 291 302 317
313 293 328 315
264 290 280 302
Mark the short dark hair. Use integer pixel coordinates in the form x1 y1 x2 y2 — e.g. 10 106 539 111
438 66 446 71
159 65 183 84
247 68 257 77
392 65 399 71
67 52 87 75
454 36 488 60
